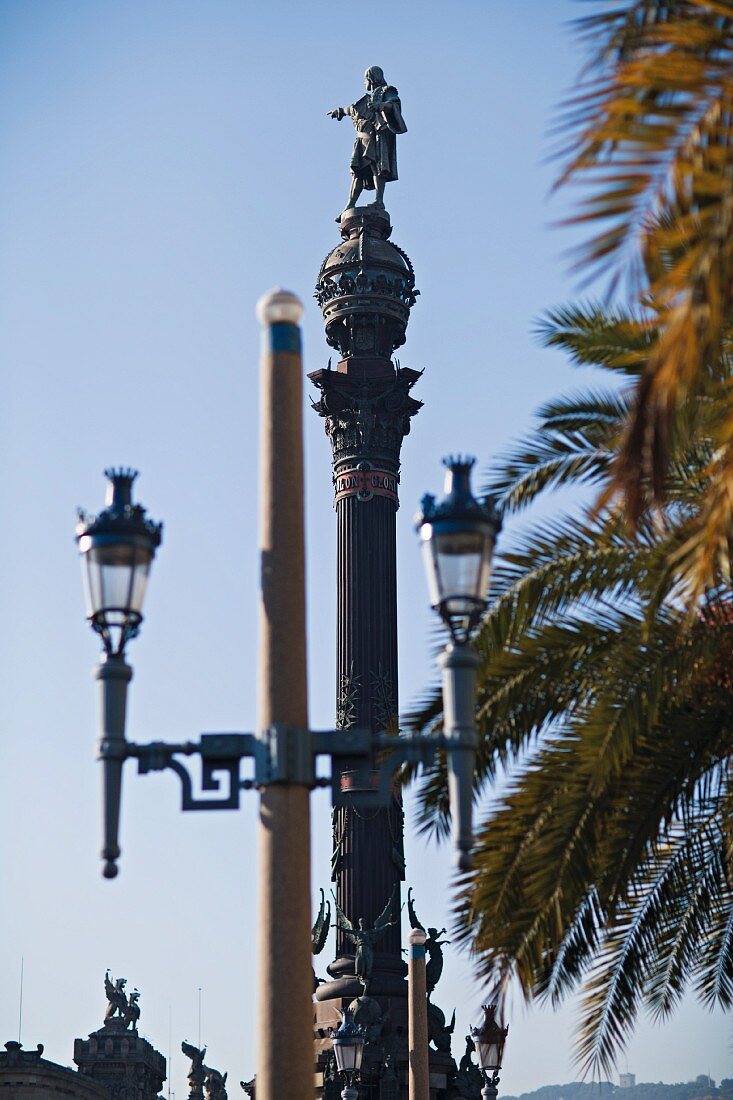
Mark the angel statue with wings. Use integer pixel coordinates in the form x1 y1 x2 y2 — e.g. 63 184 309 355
407 887 451 996
334 886 400 990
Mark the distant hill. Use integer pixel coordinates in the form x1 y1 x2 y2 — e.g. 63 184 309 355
501 1078 733 1100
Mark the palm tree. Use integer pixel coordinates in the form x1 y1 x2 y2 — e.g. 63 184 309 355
557 0 733 602
407 303 733 1075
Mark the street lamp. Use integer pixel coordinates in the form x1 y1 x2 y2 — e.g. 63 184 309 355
470 1003 508 1100
331 1008 366 1100
75 462 493 883
76 468 162 879
416 457 501 870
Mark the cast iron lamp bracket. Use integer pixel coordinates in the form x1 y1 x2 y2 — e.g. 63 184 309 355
99 722 445 840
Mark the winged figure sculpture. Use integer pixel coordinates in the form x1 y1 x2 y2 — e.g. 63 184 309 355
182 1040 207 1068
182 1040 208 1098
334 885 399 990
104 970 129 1024
311 888 331 955
406 888 450 995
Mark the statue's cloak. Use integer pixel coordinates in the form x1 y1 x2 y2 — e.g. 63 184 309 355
348 86 406 186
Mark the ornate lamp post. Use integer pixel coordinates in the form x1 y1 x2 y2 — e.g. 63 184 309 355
76 298 491 1100
470 1003 509 1100
331 1008 366 1100
76 468 162 879
416 457 501 870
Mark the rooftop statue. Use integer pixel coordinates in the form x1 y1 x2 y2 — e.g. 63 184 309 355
104 970 140 1030
204 1066 228 1100
182 1041 207 1100
328 66 407 212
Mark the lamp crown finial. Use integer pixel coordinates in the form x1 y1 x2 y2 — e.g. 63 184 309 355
442 454 476 472
103 468 139 511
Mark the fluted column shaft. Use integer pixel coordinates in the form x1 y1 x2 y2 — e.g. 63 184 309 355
334 489 402 965
310 362 421 996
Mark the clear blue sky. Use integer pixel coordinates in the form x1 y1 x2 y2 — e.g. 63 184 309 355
0 1 728 1096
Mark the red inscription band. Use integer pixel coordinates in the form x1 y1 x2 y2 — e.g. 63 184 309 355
334 465 399 506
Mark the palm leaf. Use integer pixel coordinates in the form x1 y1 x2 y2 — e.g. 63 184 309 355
553 2 733 593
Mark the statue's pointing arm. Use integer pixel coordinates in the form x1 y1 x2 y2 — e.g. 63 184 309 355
328 106 351 121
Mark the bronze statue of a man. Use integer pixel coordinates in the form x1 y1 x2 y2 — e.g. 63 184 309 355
329 66 407 210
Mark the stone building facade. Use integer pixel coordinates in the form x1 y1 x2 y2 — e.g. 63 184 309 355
0 1041 108 1100
0 1012 166 1100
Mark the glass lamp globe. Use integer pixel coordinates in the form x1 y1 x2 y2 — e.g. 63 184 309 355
470 1003 508 1075
416 457 501 641
76 469 162 656
331 1008 365 1077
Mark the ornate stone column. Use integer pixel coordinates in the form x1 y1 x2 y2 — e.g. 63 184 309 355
310 204 420 1049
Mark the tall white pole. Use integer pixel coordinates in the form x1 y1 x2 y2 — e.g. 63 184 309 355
255 289 313 1100
408 927 430 1100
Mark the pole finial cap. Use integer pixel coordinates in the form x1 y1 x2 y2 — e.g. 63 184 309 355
408 927 428 946
256 288 304 326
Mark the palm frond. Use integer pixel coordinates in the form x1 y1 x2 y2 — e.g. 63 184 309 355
574 812 723 1075
403 278 733 1069
553 1 733 588
535 303 656 373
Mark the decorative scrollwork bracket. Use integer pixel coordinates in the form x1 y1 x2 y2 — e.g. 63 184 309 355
130 734 257 810
97 658 448 878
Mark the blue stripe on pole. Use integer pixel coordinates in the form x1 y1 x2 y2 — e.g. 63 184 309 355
265 322 301 354
409 945 426 958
